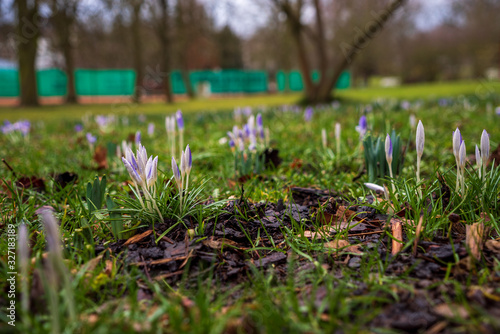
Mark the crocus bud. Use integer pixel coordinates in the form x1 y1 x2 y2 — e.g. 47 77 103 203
364 183 386 193
385 134 393 165
335 123 341 140
256 114 263 128
459 141 466 168
356 116 367 138
453 128 462 161
135 130 141 144
322 129 327 148
416 120 425 158
185 144 192 173
475 145 481 169
481 129 490 166
180 150 186 177
171 157 181 182
176 110 184 130
304 107 313 122
148 123 154 137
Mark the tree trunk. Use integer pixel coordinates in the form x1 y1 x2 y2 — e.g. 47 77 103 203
64 39 77 104
316 0 407 103
278 0 406 104
287 14 314 101
159 0 173 103
132 2 143 103
17 0 39 107
181 69 194 98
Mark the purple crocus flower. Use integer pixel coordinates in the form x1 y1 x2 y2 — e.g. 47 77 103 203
17 120 30 136
74 124 83 132
304 107 313 122
495 106 500 116
135 130 141 144
256 114 263 128
171 157 181 182
86 133 96 144
147 123 155 137
356 115 368 138
176 110 184 130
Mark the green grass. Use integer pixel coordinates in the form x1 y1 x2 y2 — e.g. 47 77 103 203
1 80 499 121
1 84 500 333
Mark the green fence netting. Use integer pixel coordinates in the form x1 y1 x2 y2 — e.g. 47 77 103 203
75 69 136 96
170 70 268 94
0 68 350 97
37 69 67 97
276 70 351 92
0 69 19 97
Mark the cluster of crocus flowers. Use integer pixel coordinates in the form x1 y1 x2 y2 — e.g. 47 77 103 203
1 120 31 140
416 120 425 198
227 114 264 152
95 115 115 133
171 145 192 211
121 143 162 220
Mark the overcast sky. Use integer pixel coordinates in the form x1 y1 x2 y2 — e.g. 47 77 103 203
1 0 452 37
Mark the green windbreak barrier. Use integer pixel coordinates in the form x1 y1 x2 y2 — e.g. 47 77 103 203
75 69 136 96
0 68 350 97
37 69 67 97
276 70 351 92
170 70 268 94
0 69 19 97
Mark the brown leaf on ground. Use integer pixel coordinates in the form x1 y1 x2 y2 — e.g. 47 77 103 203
93 145 108 170
324 239 362 254
391 218 403 255
485 239 500 253
433 303 469 319
466 222 485 260
202 236 243 249
336 206 356 222
123 230 153 246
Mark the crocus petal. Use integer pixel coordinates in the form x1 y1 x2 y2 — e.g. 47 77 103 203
459 141 466 168
416 120 425 157
481 129 490 165
364 183 386 193
176 110 184 130
171 157 181 181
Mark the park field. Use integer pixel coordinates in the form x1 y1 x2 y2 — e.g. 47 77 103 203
1 80 499 121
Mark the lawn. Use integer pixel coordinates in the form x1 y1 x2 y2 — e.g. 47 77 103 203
1 82 500 333
1 80 499 121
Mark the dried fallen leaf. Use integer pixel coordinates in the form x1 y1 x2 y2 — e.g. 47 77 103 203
123 230 153 246
433 303 469 319
391 218 403 255
324 239 362 254
336 206 356 222
485 239 500 253
93 145 108 170
202 236 242 249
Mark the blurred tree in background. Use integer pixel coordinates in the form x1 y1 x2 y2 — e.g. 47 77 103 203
0 0 499 106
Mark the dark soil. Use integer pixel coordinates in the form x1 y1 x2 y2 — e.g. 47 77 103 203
100 187 500 333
